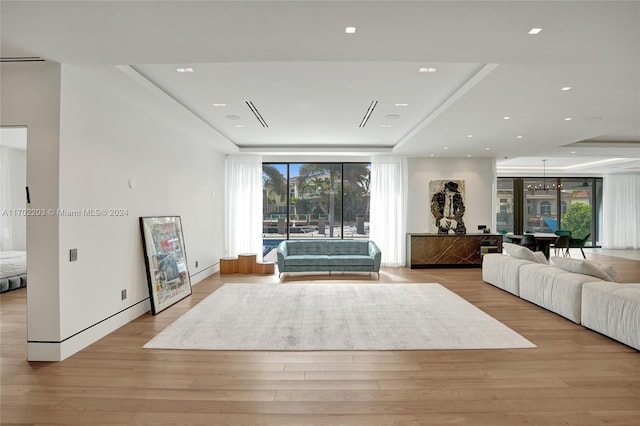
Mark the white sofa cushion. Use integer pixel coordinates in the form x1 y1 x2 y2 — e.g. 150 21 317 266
482 253 534 296
504 243 548 264
550 257 618 282
581 282 640 350
519 263 603 323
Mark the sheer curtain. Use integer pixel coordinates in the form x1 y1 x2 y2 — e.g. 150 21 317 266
369 155 408 267
225 154 263 260
602 173 640 249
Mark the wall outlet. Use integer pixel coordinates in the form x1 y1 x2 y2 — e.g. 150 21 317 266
69 248 78 262
121 289 127 300
195 260 199 268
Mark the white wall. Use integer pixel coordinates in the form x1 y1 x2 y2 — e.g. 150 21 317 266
407 157 496 234
54 65 226 359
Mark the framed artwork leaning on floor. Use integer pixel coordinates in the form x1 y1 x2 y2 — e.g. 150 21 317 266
140 216 192 315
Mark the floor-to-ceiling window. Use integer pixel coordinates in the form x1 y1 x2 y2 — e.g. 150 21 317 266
262 162 371 259
497 177 602 248
559 178 596 245
496 178 514 234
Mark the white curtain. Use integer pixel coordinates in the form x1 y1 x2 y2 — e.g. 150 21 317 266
369 155 408 267
602 173 640 249
0 146 27 251
225 154 263 260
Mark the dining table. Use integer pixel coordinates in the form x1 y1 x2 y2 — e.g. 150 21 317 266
506 233 561 259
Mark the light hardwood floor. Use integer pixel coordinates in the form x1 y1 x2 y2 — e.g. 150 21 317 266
2 254 639 425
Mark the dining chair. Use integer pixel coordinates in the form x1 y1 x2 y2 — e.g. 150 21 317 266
499 229 513 243
551 235 571 257
555 229 572 237
519 234 537 251
568 233 590 258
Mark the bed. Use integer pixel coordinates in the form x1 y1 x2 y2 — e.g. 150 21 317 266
1 251 27 293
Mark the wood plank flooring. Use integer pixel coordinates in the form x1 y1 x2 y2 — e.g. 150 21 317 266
2 254 639 425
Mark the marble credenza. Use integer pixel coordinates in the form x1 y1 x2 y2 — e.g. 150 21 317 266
407 233 503 268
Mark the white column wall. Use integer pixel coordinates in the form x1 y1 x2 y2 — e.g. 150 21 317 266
407 157 496 234
1 62 62 359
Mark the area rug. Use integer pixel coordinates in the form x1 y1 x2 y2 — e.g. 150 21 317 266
143 283 536 351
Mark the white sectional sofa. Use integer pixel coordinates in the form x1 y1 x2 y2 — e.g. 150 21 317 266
582 282 640 350
482 245 639 350
481 254 535 296
518 263 603 323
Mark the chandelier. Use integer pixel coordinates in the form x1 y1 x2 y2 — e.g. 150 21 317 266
527 159 562 193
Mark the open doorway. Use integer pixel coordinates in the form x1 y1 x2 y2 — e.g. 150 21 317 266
1 126 27 292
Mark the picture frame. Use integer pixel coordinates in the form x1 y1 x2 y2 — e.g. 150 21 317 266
139 216 192 315
429 179 467 235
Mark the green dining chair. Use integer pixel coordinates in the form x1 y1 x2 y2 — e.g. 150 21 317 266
499 229 513 243
555 229 572 237
568 233 590 258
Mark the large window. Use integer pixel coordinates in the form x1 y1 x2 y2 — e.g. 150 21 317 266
559 178 595 244
497 177 602 248
496 178 514 234
263 162 371 243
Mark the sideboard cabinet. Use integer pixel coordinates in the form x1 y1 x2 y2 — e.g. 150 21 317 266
407 233 502 268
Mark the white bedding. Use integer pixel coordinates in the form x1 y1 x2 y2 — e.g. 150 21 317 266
0 251 27 279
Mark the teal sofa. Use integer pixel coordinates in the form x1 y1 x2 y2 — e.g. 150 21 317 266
277 240 381 277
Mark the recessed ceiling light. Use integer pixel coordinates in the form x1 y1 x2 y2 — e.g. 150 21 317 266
467 134 473 138
381 124 391 128
467 154 472 157
345 27 356 34
528 28 542 35
561 86 572 91
485 147 491 150
213 103 227 107
516 135 523 139
564 117 573 121
234 124 246 128
394 103 408 107
429 154 435 157
570 151 577 154
176 67 194 73
418 67 437 73
443 147 449 150
503 116 511 120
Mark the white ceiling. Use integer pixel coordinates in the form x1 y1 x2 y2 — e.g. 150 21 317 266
1 1 639 174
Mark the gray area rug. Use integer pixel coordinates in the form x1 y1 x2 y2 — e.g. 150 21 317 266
144 283 536 350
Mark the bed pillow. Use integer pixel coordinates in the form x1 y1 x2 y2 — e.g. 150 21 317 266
550 257 618 282
504 242 548 264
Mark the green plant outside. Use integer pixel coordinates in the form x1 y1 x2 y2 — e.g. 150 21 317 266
561 202 591 241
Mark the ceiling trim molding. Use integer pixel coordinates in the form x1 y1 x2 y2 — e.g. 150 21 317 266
393 63 499 152
116 65 239 151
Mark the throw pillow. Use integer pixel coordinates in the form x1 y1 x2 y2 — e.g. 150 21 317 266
504 242 547 264
550 257 618 282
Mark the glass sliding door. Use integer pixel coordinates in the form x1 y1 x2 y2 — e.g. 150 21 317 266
523 178 557 233
263 162 371 243
290 163 342 238
559 178 594 245
343 163 371 238
496 178 514 234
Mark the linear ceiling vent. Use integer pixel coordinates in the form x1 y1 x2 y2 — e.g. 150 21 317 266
359 100 378 127
245 101 269 128
0 57 45 62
